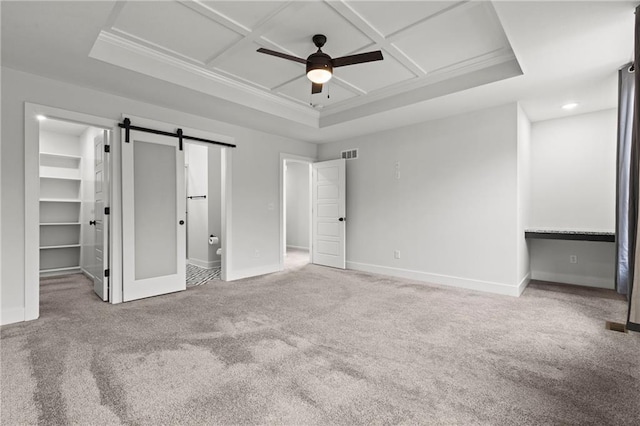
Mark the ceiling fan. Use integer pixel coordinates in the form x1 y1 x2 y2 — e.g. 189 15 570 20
257 34 384 94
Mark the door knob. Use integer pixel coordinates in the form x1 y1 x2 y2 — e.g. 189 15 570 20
89 220 96 226
179 220 185 225
338 217 345 222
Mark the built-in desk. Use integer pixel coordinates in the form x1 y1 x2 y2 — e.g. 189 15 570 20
525 229 615 243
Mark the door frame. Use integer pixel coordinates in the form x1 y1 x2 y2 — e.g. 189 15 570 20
24 103 118 321
279 153 315 271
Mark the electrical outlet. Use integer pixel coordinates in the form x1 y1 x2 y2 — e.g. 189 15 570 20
395 161 400 180
254 249 260 258
394 250 401 259
569 255 577 264
267 202 275 211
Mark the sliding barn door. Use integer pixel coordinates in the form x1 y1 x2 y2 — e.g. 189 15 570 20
122 130 186 301
312 159 346 269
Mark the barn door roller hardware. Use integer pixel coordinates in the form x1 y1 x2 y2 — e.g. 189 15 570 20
119 118 236 149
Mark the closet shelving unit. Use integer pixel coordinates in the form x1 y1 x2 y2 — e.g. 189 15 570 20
39 151 82 276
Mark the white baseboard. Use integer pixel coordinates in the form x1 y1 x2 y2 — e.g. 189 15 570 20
287 245 309 251
1 307 25 325
531 271 614 289
517 272 531 296
188 258 221 269
81 268 95 281
226 263 281 281
346 261 523 297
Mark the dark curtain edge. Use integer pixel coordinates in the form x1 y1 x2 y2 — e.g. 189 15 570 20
627 5 640 329
615 63 633 295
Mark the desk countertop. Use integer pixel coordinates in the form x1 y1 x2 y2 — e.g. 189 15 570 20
524 229 615 242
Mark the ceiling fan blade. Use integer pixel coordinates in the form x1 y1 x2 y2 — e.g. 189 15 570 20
311 82 323 94
332 50 384 68
257 48 306 64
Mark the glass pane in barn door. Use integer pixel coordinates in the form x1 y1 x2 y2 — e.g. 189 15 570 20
122 129 186 302
93 130 110 301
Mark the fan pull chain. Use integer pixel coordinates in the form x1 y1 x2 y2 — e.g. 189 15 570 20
327 84 330 99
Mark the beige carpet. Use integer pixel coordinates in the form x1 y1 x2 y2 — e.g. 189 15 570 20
285 247 310 270
1 267 639 425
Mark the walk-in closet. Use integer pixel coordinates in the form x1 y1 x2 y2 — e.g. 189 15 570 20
38 117 108 291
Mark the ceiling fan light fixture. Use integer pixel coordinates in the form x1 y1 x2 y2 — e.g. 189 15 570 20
307 67 332 84
306 51 333 84
257 34 383 94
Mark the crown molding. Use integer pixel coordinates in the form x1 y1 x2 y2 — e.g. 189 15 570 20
320 53 523 128
89 29 521 131
322 47 519 115
89 31 320 128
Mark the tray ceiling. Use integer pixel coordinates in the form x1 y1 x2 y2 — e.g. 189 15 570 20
90 0 522 128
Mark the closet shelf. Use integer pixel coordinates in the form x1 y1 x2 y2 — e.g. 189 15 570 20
40 198 81 203
40 244 81 250
40 152 82 160
40 266 81 274
39 135 84 277
40 175 81 181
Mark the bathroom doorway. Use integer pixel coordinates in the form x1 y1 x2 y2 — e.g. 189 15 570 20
184 142 223 286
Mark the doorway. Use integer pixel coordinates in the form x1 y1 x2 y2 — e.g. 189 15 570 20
37 117 112 301
280 154 313 270
184 142 223 286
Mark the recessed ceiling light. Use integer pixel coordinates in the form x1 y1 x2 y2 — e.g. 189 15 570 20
36 115 47 121
562 103 578 110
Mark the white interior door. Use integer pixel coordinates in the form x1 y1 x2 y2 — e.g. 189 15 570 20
312 159 346 269
93 130 109 301
122 129 186 301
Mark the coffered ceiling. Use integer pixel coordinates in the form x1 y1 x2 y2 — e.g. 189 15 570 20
1 1 636 142
90 0 521 127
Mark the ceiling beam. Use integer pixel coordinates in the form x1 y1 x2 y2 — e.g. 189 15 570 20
186 1 307 68
325 0 426 77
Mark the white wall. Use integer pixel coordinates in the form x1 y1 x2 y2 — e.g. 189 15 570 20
80 127 100 277
529 109 616 288
517 105 531 286
40 131 80 156
530 109 616 230
208 147 222 266
318 103 524 296
1 67 316 324
286 161 310 250
186 143 211 268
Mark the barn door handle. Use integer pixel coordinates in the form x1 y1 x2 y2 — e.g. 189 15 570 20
89 220 96 226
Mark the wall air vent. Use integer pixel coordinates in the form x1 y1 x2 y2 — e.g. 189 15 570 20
341 148 359 160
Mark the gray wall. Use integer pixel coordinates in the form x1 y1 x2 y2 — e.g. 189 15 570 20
286 161 310 250
318 103 525 296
